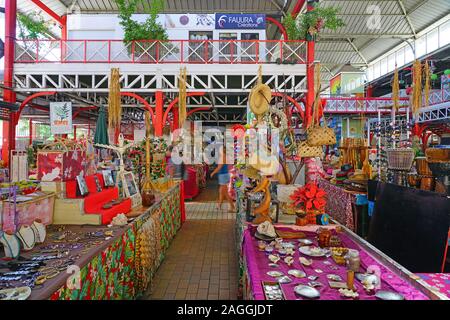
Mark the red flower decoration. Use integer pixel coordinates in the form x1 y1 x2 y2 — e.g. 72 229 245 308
290 182 327 211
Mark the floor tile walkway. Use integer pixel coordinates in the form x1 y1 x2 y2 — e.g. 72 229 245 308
146 217 238 300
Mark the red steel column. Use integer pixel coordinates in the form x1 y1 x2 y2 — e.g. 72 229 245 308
3 0 17 164
29 118 33 146
305 1 315 128
154 91 164 137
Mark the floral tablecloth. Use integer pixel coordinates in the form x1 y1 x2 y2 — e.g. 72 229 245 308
317 179 366 231
47 184 181 300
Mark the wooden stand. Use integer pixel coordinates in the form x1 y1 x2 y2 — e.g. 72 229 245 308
52 198 102 225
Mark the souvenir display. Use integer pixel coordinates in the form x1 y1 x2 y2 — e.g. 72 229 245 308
2 2 448 303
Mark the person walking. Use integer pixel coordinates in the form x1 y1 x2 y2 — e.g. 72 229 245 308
210 148 236 212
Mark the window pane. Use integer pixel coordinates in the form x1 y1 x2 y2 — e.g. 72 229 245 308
380 57 387 76
440 20 450 46
387 53 395 72
427 28 439 53
367 66 373 81
415 36 426 58
374 62 380 79
396 48 405 67
404 44 414 63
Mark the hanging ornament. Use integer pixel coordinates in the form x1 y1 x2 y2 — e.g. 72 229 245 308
392 66 400 111
423 60 431 107
411 60 422 117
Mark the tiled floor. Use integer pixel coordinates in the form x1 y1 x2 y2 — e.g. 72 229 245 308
146 216 238 300
186 202 236 220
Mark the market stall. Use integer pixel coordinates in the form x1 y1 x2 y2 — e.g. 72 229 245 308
0 184 181 300
239 223 445 300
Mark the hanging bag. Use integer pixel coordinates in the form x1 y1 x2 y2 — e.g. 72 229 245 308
306 63 336 147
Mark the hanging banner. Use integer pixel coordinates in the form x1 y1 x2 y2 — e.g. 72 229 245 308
50 102 72 134
215 13 266 29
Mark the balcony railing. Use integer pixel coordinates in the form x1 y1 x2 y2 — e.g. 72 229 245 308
14 39 307 64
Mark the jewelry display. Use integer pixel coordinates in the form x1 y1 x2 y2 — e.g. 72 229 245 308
16 225 36 251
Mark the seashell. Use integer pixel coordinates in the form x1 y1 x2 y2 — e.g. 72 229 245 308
267 271 284 278
339 288 359 299
268 254 281 264
285 248 295 256
326 274 342 281
294 285 320 299
277 276 292 284
265 246 274 254
288 269 306 278
258 241 267 250
299 257 313 266
284 256 294 266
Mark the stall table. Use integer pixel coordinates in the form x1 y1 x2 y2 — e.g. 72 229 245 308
240 223 446 300
0 184 181 300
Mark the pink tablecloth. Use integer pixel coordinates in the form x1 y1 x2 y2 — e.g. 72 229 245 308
243 226 429 300
416 273 450 298
1 193 55 233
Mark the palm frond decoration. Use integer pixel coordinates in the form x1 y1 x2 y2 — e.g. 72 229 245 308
108 68 122 129
392 66 400 111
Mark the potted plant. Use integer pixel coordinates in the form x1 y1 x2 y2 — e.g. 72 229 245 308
16 13 52 61
290 182 327 225
283 3 345 41
116 0 173 62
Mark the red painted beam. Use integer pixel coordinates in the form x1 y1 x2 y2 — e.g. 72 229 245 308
162 92 206 126
272 92 304 119
186 107 212 118
120 92 155 121
31 0 64 25
266 16 288 40
291 0 306 18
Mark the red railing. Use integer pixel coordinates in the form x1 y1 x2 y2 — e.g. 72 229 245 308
14 39 307 64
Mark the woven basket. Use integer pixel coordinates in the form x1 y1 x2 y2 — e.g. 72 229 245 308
386 148 415 170
307 126 336 146
297 140 323 158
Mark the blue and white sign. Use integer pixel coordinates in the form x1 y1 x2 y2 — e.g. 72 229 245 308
215 14 266 29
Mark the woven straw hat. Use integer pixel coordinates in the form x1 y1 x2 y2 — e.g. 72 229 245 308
249 151 280 176
249 83 272 116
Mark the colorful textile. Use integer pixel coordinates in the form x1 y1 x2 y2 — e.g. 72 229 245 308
242 226 429 300
50 227 136 300
49 184 181 300
2 193 55 233
317 179 359 230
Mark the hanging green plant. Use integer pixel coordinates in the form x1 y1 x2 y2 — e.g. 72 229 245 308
283 3 345 41
116 0 172 58
17 12 52 39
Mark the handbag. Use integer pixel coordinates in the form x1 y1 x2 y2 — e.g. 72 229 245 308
307 104 336 146
297 140 323 158
306 67 336 146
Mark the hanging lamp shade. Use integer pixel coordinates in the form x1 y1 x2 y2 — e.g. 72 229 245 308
94 106 109 145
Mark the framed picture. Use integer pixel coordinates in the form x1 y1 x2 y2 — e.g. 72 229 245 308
122 171 142 208
124 171 138 196
93 176 102 192
102 170 115 187
76 175 89 196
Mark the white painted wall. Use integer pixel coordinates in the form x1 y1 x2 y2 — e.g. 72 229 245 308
67 14 266 41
